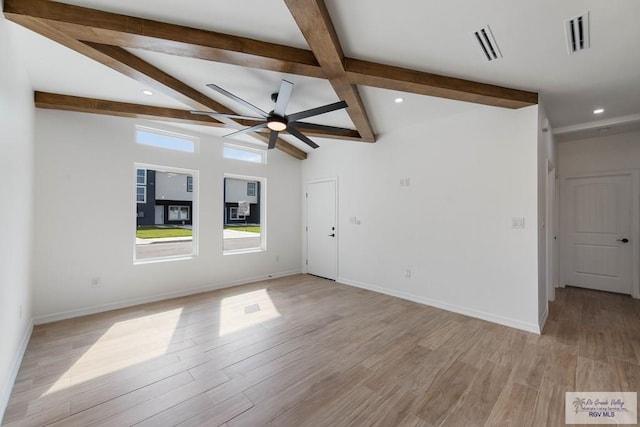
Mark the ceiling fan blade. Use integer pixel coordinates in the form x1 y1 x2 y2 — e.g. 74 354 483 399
224 122 268 138
206 83 268 117
268 130 279 149
190 111 264 121
287 100 348 122
273 80 294 116
290 121 354 135
287 127 319 149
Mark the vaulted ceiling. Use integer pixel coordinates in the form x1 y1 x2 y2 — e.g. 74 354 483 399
5 0 640 159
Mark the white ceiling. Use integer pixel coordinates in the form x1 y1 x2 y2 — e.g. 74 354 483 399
7 0 640 148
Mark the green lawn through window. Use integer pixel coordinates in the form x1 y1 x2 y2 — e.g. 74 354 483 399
224 225 261 234
136 227 192 239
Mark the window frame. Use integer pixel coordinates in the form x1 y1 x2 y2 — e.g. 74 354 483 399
134 162 199 264
223 173 267 255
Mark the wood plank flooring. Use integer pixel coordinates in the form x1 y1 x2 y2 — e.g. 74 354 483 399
3 275 640 426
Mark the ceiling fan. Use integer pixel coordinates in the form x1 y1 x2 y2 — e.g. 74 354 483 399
191 80 350 149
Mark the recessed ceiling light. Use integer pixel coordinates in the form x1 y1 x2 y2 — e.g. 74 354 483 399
593 108 604 114
142 90 154 96
394 97 404 103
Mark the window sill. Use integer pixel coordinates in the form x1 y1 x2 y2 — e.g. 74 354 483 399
223 247 265 256
134 255 196 265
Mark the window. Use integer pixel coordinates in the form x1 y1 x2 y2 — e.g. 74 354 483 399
137 169 146 185
223 175 265 253
135 163 197 263
136 169 147 203
229 207 245 220
247 182 256 196
136 126 197 153
136 186 146 203
223 144 266 164
168 205 190 221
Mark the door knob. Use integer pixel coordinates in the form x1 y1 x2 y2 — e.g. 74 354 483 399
328 233 335 237
617 238 629 243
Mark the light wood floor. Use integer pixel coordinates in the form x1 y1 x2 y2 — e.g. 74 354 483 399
4 275 640 426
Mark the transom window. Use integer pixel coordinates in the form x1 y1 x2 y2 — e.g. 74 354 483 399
136 126 197 153
223 144 266 164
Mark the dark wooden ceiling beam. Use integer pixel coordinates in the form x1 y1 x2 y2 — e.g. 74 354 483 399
3 0 324 78
35 91 226 125
34 92 363 141
345 59 538 109
283 0 376 143
3 0 539 125
6 15 307 160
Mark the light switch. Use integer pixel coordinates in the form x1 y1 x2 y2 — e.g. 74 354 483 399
512 217 525 229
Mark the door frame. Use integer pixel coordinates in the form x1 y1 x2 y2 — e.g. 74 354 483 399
546 162 556 301
304 177 338 279
559 169 640 298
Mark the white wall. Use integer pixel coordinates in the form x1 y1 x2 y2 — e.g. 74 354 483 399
33 111 301 322
155 171 193 201
558 129 640 176
0 14 35 422
302 104 541 332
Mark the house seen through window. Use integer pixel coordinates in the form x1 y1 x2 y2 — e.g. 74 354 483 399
223 176 264 252
135 165 196 262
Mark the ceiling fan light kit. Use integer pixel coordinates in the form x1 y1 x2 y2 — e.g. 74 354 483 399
191 79 349 150
267 116 287 132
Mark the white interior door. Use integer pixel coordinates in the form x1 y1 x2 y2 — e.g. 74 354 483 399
561 174 632 294
306 179 337 280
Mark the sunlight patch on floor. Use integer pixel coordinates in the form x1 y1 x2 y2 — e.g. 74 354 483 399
43 308 183 396
218 289 281 336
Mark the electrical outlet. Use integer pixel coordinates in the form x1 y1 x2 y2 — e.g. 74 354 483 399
405 178 411 187
405 268 411 278
90 277 101 287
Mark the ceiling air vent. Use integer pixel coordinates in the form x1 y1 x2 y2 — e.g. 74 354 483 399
474 25 502 61
565 12 590 54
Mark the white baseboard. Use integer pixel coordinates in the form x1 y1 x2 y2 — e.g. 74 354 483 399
538 306 549 333
337 277 542 334
33 269 302 325
0 319 33 425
